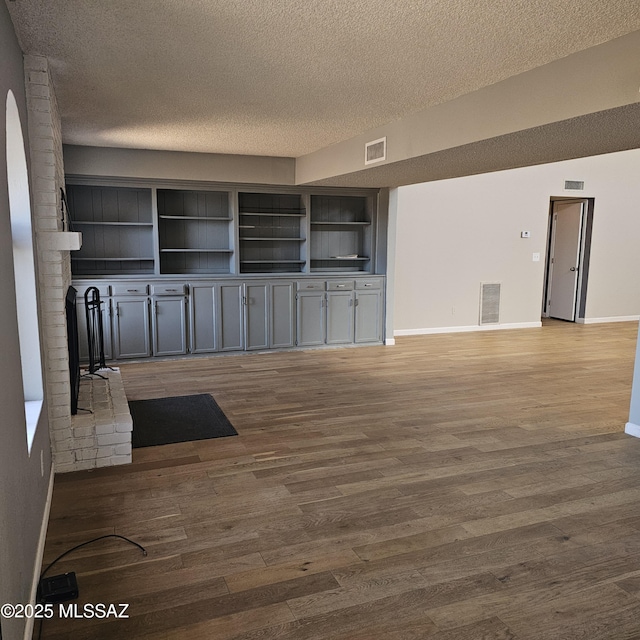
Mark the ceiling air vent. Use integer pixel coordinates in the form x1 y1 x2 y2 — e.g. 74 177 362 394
365 137 386 165
564 180 584 190
480 282 501 325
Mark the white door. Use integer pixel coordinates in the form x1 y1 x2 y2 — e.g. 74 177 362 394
547 201 584 321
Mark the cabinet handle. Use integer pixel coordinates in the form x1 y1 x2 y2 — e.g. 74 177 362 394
336 284 345 288
355 299 359 307
364 283 372 287
243 296 247 305
127 289 138 292
166 288 177 292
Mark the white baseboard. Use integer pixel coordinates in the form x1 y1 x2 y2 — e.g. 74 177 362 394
625 422 640 438
582 316 640 324
385 338 396 346
394 321 542 337
24 462 55 640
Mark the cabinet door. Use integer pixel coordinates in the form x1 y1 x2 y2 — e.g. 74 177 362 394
355 290 382 343
326 291 355 344
152 296 187 356
296 291 325 347
113 296 151 359
244 283 269 351
190 284 217 353
77 298 113 363
271 282 295 349
217 283 244 351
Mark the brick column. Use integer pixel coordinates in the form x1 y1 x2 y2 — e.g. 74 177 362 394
24 55 132 472
23 55 76 469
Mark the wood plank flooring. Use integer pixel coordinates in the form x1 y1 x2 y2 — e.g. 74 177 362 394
40 320 640 639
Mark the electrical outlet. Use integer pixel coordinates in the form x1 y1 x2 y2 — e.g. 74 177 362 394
532 252 541 262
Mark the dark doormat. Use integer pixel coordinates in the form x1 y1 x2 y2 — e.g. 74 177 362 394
129 393 238 448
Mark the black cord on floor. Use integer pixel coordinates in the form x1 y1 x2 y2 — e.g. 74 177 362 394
41 534 147 579
37 534 147 640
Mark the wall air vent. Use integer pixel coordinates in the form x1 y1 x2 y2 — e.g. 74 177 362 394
480 282 501 325
564 180 584 190
365 137 386 165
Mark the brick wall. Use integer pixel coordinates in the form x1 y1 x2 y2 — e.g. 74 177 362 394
24 55 132 472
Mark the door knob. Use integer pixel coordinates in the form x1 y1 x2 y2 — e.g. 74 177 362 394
570 267 577 272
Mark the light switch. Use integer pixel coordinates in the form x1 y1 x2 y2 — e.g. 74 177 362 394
532 252 540 262
521 231 531 238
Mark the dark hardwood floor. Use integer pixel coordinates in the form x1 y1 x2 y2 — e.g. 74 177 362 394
40 321 640 639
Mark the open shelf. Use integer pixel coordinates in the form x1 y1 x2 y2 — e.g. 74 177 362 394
240 237 305 242
238 192 306 273
73 221 153 227
309 195 372 273
310 221 371 226
240 252 305 273
159 215 231 221
73 257 154 261
241 260 305 264
240 211 305 217
319 257 369 261
71 257 154 276
67 184 156 276
158 189 232 274
160 248 233 253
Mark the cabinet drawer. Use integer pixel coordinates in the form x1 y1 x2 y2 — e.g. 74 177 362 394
327 280 354 291
297 280 325 291
355 278 382 290
151 284 186 296
112 284 149 296
75 284 111 298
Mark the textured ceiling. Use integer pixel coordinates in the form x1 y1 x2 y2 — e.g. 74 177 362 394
7 0 640 158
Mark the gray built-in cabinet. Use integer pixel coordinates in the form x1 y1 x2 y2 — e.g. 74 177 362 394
296 279 383 348
68 180 385 361
75 276 383 360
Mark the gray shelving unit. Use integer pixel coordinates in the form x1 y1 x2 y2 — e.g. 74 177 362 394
67 185 154 275
68 183 378 279
158 189 233 274
69 180 385 362
238 192 306 274
310 195 372 272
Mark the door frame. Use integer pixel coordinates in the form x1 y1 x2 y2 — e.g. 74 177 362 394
542 197 594 322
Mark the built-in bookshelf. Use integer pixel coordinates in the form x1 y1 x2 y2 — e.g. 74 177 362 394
157 189 232 274
68 185 154 275
310 195 372 272
68 184 377 277
238 192 306 274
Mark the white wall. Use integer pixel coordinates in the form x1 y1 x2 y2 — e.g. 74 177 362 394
1 7 55 640
393 148 640 334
